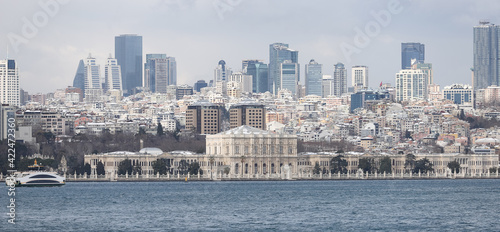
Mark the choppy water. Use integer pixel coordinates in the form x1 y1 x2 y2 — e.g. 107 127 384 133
2 179 500 231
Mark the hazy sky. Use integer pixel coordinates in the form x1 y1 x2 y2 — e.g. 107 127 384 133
1 0 500 94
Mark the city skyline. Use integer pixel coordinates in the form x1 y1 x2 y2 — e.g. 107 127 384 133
1 0 500 94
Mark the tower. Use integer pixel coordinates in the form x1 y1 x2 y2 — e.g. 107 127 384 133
104 55 122 92
269 43 299 94
305 59 323 96
115 34 142 95
351 65 368 92
401 42 425 69
0 59 20 106
473 21 500 90
333 63 347 97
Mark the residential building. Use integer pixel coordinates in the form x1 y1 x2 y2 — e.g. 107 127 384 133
351 65 368 92
185 101 222 134
0 60 19 106
229 100 266 130
395 69 428 101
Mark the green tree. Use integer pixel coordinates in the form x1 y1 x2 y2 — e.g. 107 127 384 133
178 160 189 175
413 158 434 174
489 167 498 173
118 159 133 175
157 122 164 136
223 167 230 175
379 156 392 174
138 127 146 135
83 163 91 175
330 155 348 174
188 162 202 175
313 162 321 175
404 153 416 173
152 158 168 175
132 165 142 175
358 158 375 173
96 161 105 175
447 160 460 173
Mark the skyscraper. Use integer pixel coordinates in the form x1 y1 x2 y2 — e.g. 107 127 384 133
280 61 299 96
322 75 333 98
72 59 85 92
395 69 428 101
333 63 347 97
115 34 142 95
214 60 232 83
269 43 299 94
194 80 208 92
104 55 122 92
351 65 368 91
243 60 268 93
84 54 101 90
305 59 322 96
144 54 167 93
0 59 20 106
473 21 500 90
401 42 425 69
167 57 177 86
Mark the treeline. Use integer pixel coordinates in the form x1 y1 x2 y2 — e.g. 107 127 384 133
0 130 206 175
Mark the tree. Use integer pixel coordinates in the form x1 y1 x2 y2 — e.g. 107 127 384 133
358 158 375 173
132 165 142 175
313 162 321 175
157 122 164 136
223 167 230 175
152 158 168 175
404 154 416 173
96 161 105 175
413 158 434 174
330 155 348 174
178 160 189 175
83 163 91 175
447 160 460 173
489 167 498 173
379 156 392 174
188 162 202 175
118 159 133 175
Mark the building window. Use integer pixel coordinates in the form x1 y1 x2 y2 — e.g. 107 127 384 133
235 146 240 154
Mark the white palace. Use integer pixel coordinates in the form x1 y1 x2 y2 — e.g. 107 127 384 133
85 125 499 179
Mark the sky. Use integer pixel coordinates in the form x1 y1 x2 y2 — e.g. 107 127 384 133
1 0 500 94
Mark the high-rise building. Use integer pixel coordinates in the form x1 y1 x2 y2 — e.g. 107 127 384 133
214 60 232 83
144 54 167 93
83 55 101 90
104 55 122 93
228 72 253 93
280 62 299 96
185 101 222 134
243 60 268 93
322 75 333 98
351 65 368 92
333 63 347 97
415 63 433 86
115 34 143 95
72 59 85 93
305 59 322 96
0 60 20 107
401 42 425 69
395 69 428 101
473 21 500 90
229 100 266 130
167 57 177 86
194 80 208 92
269 43 299 94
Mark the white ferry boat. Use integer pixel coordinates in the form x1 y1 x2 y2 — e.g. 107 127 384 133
5 160 65 187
